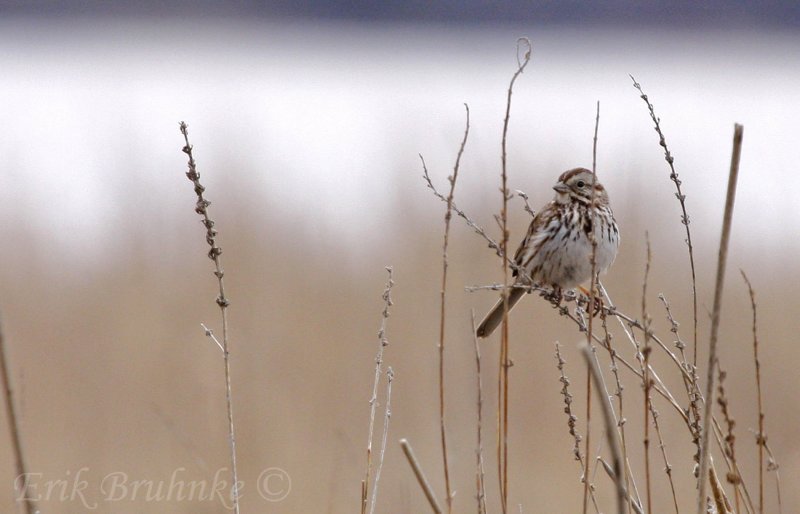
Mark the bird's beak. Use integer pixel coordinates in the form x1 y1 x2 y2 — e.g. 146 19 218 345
553 183 569 194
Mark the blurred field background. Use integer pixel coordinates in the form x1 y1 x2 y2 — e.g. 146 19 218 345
0 5 799 513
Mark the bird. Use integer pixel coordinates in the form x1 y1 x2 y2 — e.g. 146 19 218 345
476 167 619 338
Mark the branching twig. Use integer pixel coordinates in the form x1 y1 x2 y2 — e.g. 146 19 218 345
369 368 395 514
179 122 240 514
555 344 600 513
515 190 536 218
428 103 470 513
697 123 744 514
630 76 699 367
362 268 395 514
659 293 702 469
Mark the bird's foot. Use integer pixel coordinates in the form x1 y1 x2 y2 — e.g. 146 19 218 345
577 285 603 317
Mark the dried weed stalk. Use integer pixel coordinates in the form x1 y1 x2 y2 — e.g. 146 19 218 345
472 312 488 514
630 76 699 366
555 343 600 513
0 319 36 514
179 121 240 514
582 99 601 514
362 268 395 514
369 367 395 514
697 123 743 514
580 342 626 514
497 37 532 513
434 103 470 512
400 438 443 514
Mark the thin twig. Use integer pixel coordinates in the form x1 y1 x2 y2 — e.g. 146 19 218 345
649 402 680 514
400 439 443 514
712 416 755 514
556 344 583 464
697 123 744 514
598 309 637 514
710 464 734 514
179 122 240 514
555 344 601 513
630 76 699 368
763 441 783 514
498 37 532 513
716 364 740 513
472 312 489 514
582 99 601 514
598 459 644 514
369 368 395 514
659 293 702 471
641 233 653 514
431 103 469 513
579 342 626 514
515 190 536 218
362 268 395 514
741 271 764 514
581 362 593 514
0 319 36 514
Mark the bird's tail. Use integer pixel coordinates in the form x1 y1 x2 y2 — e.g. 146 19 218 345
475 287 526 338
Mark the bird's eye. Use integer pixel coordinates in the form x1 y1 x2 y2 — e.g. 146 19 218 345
576 180 586 188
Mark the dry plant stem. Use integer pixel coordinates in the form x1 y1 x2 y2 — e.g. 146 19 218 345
498 37 532 513
582 99 601 514
515 190 536 218
579 342 626 514
762 441 783 513
602 286 743 509
400 439 443 514
659 294 702 468
369 368 394 514
179 122 240 514
710 464 734 514
599 459 644 514
711 417 754 514
362 268 395 514
741 271 764 514
630 76 699 367
581 372 592 514
0 320 36 514
697 123 743 514
650 402 680 514
432 103 470 513
601 286 672 512
598 313 638 514
472 312 488 514
555 344 601 514
602 287 739 473
641 234 653 514
717 366 740 513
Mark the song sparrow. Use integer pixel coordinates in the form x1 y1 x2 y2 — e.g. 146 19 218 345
476 168 619 338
